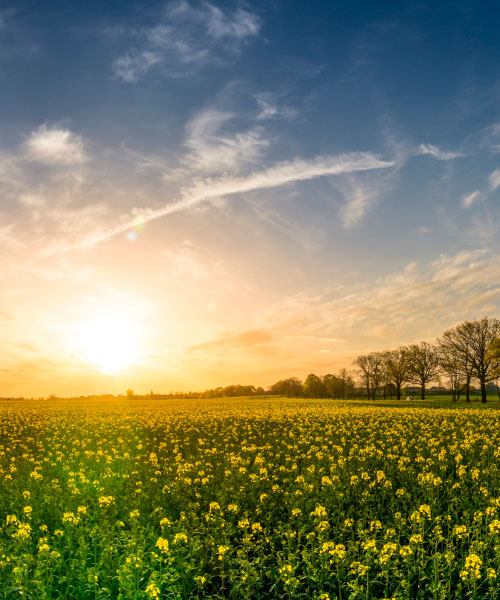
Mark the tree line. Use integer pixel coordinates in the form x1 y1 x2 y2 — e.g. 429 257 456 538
354 316 500 403
283 316 500 404
270 317 500 403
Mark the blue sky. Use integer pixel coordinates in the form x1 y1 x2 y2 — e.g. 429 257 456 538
1 1 500 395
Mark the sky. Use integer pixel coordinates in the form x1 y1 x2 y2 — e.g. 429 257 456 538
1 0 500 396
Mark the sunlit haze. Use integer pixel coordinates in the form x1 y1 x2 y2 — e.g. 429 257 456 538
2 1 500 396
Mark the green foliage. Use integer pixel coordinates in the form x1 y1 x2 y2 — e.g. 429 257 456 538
303 374 326 398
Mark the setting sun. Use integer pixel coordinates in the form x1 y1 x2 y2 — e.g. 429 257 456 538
75 310 141 372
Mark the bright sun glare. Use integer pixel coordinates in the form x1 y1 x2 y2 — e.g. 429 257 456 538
76 310 140 372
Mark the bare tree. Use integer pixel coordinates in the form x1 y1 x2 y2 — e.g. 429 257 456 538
439 317 500 403
384 347 412 400
338 368 355 399
354 352 385 400
407 342 441 400
439 329 474 402
440 353 466 402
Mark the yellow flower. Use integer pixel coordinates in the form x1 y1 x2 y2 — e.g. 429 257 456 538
349 561 369 576
62 512 80 525
453 525 468 539
279 564 293 576
145 583 160 599
310 505 327 518
98 495 115 508
173 532 188 544
251 522 263 533
460 553 482 581
155 537 169 553
489 520 500 534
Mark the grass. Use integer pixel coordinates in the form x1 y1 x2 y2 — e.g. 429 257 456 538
1 395 500 599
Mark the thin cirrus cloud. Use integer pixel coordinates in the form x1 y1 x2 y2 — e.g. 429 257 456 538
112 1 261 82
417 143 465 160
340 186 375 228
273 250 500 347
187 328 275 354
254 93 298 121
462 190 481 209
460 167 500 210
488 167 500 191
24 124 88 165
183 109 269 173
59 151 394 252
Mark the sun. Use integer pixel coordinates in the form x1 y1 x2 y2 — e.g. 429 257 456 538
75 309 141 372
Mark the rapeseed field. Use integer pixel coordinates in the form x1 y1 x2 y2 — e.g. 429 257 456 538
1 396 500 599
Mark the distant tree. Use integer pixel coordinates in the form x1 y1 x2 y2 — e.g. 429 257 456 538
223 384 256 397
354 352 385 400
269 377 303 397
385 382 398 399
338 368 356 399
439 328 474 402
439 317 500 403
323 373 341 398
383 347 412 400
442 358 465 402
303 373 327 398
126 389 134 398
407 342 441 400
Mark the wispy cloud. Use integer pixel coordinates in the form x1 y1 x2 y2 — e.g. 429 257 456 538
417 143 465 160
205 4 260 39
112 0 261 82
24 124 88 165
183 109 269 173
187 328 274 355
339 184 374 228
60 151 393 252
488 167 500 190
113 51 161 83
462 190 481 208
180 248 500 377
255 93 297 121
269 250 500 353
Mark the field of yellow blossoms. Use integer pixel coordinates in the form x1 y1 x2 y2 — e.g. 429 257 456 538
1 396 500 599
